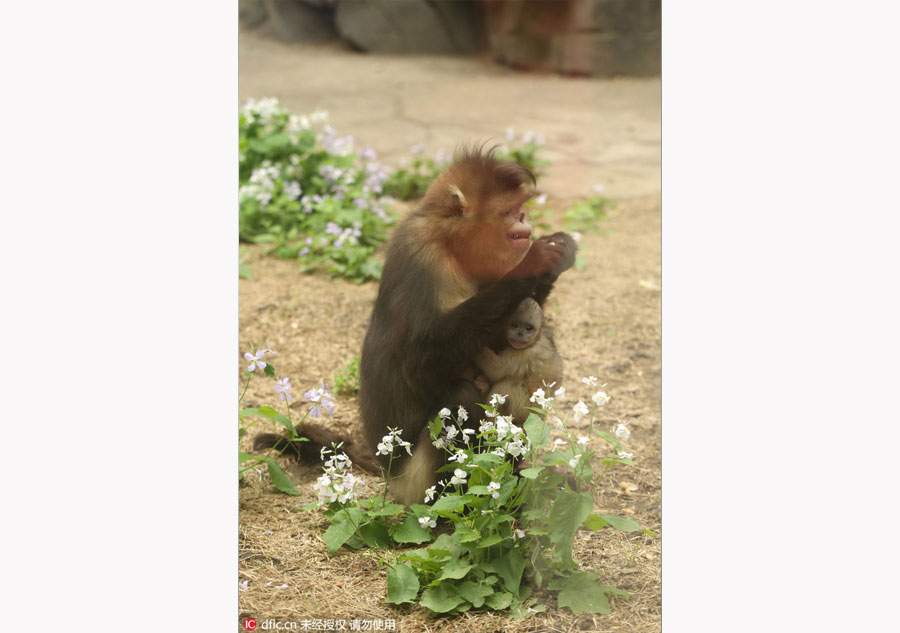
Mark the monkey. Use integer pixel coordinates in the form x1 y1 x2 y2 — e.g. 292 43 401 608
255 145 576 505
473 297 563 424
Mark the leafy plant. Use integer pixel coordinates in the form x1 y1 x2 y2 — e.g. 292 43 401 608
238 342 335 495
239 98 396 283
334 355 361 396
381 143 450 201
382 131 550 202
563 185 613 234
303 380 653 617
496 127 550 178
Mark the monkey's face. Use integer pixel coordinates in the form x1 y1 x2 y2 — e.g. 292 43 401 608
507 318 538 349
452 198 533 280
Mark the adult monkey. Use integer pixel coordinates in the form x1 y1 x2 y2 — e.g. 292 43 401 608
361 146 576 505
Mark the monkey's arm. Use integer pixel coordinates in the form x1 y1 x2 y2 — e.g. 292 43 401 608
531 232 578 306
473 347 510 383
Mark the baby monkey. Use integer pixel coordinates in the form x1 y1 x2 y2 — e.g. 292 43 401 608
474 297 563 423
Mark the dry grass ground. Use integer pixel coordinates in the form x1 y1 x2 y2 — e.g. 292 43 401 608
238 192 661 632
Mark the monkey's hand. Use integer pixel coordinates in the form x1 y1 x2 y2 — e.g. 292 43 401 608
474 373 491 395
534 232 577 276
507 234 573 279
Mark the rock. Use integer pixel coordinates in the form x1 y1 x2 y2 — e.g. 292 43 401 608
258 0 339 43
335 0 481 54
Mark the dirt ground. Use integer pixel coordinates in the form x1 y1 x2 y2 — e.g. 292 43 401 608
239 29 660 632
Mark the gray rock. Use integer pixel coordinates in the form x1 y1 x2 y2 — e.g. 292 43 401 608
335 0 481 54
258 0 339 43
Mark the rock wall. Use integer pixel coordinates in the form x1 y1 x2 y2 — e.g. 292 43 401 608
238 0 660 77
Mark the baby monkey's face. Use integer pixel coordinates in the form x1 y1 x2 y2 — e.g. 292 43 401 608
507 318 538 349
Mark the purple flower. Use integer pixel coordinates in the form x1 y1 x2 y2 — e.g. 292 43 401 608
304 382 335 418
274 377 293 402
244 349 266 372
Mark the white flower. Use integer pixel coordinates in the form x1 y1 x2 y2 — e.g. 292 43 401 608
592 183 605 195
614 423 631 442
617 451 633 460
424 485 437 503
450 468 468 485
491 447 506 458
488 481 501 491
568 454 582 469
461 428 476 444
551 416 565 431
489 393 507 406
592 391 611 407
553 438 568 449
577 436 589 447
438 408 452 419
448 450 468 463
573 400 590 423
457 406 468 421
529 388 552 409
554 386 566 400
444 424 459 440
511 528 526 541
581 376 599 387
418 515 437 529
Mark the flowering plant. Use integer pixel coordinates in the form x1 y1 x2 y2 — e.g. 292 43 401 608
238 342 336 495
381 131 550 202
304 380 653 617
239 98 395 283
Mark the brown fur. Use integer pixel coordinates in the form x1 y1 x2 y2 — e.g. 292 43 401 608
255 146 577 506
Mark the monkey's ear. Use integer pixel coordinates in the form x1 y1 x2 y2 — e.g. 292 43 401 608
448 184 468 216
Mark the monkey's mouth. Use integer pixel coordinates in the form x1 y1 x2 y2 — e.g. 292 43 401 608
507 230 532 252
509 338 530 349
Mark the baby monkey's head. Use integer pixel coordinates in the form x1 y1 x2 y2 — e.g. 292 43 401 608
507 298 543 349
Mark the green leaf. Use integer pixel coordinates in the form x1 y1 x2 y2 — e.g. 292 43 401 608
420 584 465 614
358 521 392 549
495 548 525 595
594 430 623 452
385 562 420 604
369 503 406 517
524 413 550 449
391 514 432 544
431 495 466 512
263 364 276 379
597 514 645 533
429 415 443 440
454 524 480 543
438 559 473 581
556 572 630 614
518 466 545 479
582 514 609 531
239 451 254 464
239 262 252 279
322 507 364 555
458 581 493 608
470 452 504 468
484 591 513 610
548 490 594 568
476 534 505 548
239 407 260 419
263 458 298 496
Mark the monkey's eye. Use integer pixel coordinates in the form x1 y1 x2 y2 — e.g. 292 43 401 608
510 322 518 328
525 325 534 332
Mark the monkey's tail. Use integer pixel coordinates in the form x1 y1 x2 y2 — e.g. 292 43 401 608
252 422 381 475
